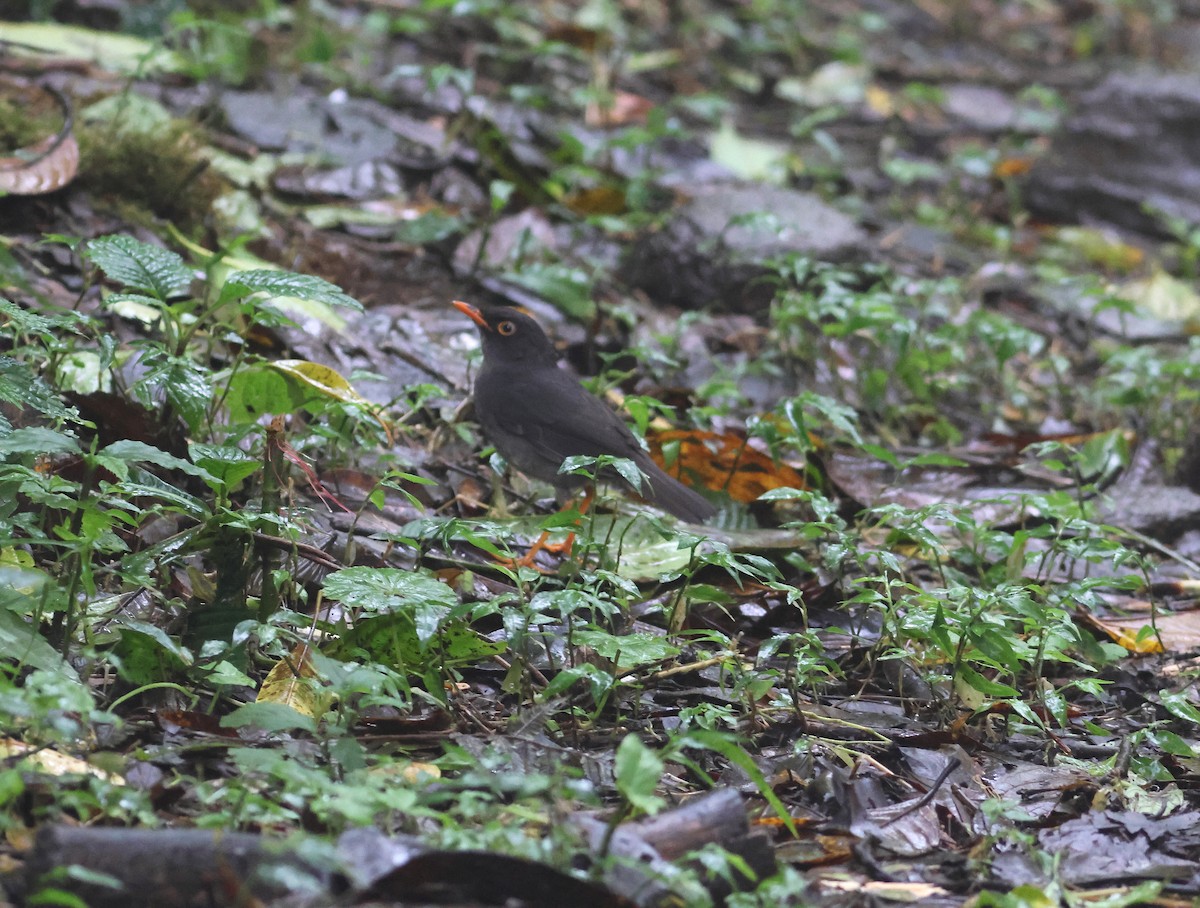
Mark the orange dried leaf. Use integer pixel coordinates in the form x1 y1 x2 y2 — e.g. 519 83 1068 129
585 90 655 128
649 428 807 503
543 22 603 52
563 185 627 216
993 156 1033 179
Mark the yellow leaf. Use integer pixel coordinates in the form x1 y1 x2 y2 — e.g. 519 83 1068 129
270 359 392 441
257 643 327 719
0 738 124 784
864 84 894 118
271 360 362 403
1119 268 1200 325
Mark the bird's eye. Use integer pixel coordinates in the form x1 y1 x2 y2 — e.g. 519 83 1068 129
497 320 516 336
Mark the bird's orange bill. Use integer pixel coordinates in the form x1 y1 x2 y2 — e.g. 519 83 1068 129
453 300 490 330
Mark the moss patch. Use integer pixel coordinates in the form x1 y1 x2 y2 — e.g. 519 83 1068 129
78 117 224 234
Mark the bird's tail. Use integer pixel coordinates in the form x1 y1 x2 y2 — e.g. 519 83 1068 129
640 460 717 524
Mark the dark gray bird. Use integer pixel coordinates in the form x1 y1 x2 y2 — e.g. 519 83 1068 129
454 300 715 524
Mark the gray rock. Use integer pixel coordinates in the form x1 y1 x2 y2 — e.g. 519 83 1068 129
624 184 867 311
1026 71 1200 235
941 84 1018 131
1097 483 1200 538
220 89 451 169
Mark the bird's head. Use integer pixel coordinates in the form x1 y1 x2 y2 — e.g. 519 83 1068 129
453 300 559 365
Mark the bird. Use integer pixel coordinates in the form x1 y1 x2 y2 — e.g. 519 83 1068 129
453 300 716 537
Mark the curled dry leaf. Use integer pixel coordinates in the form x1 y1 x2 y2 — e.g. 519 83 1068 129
0 83 78 195
0 132 79 195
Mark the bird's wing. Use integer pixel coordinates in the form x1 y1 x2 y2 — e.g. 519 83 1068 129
480 367 644 462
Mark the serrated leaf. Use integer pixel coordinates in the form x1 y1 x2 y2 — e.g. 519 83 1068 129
137 353 211 430
83 235 193 301
0 298 57 334
571 628 679 669
323 567 458 613
0 357 77 425
222 270 363 311
190 443 260 490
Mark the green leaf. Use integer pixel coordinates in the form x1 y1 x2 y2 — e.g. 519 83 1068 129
0 607 72 675
202 660 256 688
102 292 170 324
113 621 192 685
332 612 503 666
683 729 796 835
571 628 679 669
323 567 458 613
191 443 260 490
221 270 363 311
137 353 211 430
757 486 808 501
1160 689 1200 725
393 210 464 245
541 662 614 703
502 263 595 320
101 440 217 484
0 298 59 335
221 701 316 734
0 357 77 426
83 235 193 301
115 479 210 518
413 601 452 645
224 366 311 423
0 21 182 74
0 426 81 457
614 735 665 815
117 619 193 666
957 664 1019 699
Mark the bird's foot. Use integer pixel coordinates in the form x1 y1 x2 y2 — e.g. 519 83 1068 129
495 530 577 573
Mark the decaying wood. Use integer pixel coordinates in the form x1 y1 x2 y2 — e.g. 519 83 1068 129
574 788 777 905
23 825 330 908
630 787 765 861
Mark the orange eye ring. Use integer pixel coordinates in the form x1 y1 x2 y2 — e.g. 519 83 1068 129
497 321 516 336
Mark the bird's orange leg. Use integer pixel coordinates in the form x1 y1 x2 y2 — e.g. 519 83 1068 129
507 487 595 569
